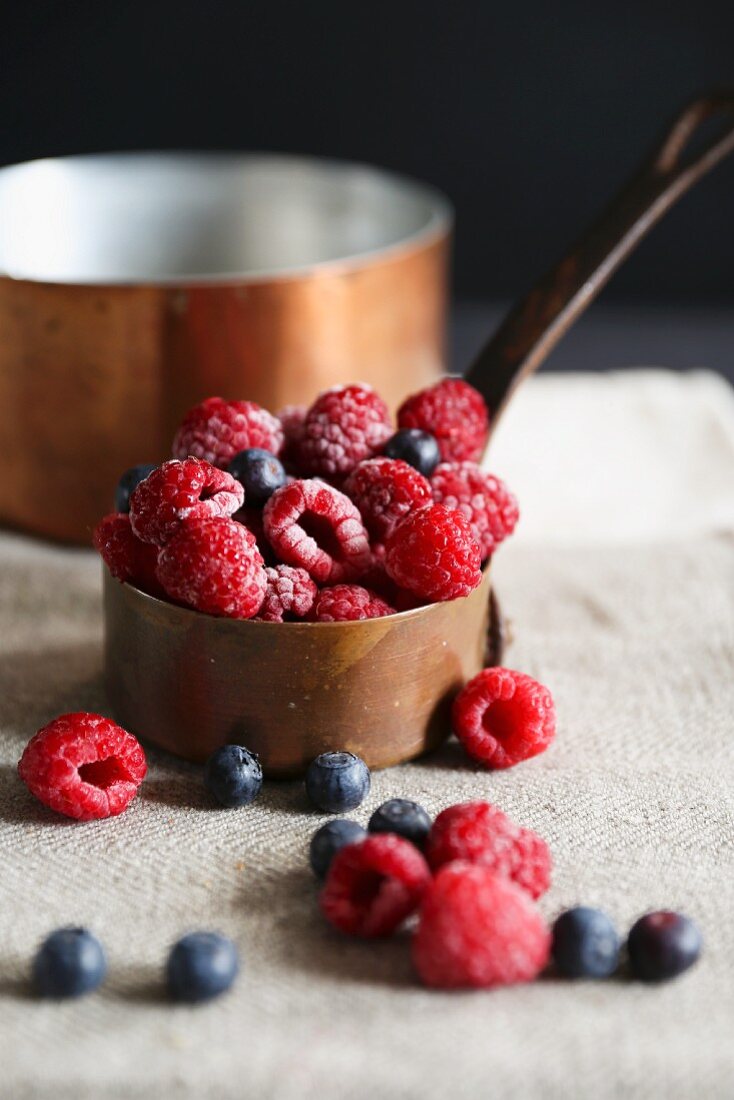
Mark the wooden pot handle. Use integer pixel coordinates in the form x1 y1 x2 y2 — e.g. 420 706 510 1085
466 90 734 436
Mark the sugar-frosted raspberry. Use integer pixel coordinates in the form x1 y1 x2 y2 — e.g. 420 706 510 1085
344 458 432 540
156 516 266 619
425 802 551 899
430 462 519 559
256 565 317 622
93 513 163 596
453 667 555 769
299 384 393 479
129 459 243 547
18 713 147 821
277 404 307 471
412 863 551 989
309 585 396 622
398 378 489 463
263 479 370 584
384 503 482 602
320 834 430 938
172 396 283 467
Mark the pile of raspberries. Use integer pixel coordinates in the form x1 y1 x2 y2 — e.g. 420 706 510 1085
94 378 519 621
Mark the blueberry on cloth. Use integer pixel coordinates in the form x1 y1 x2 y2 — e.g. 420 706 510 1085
33 927 107 998
167 932 239 1003
115 464 157 513
305 752 371 813
204 745 263 808
627 911 702 982
368 798 432 849
228 448 287 506
309 819 367 878
382 429 441 477
551 907 620 978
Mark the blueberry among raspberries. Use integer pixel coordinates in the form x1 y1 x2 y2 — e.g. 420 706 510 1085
204 745 263 808
382 429 441 477
627 911 702 982
33 927 107 998
368 798 432 849
228 448 287 506
305 752 371 813
551 907 620 979
166 932 239 1003
309 819 367 878
114 464 157 513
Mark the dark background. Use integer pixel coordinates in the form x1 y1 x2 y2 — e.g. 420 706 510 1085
2 1 733 372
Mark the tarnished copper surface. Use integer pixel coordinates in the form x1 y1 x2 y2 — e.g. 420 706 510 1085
103 566 491 774
0 234 448 543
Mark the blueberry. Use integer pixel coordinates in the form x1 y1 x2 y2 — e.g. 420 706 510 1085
228 448 287 506
166 932 239 1003
33 927 107 998
305 751 371 813
627 911 702 982
114 463 157 513
309 819 367 877
204 745 263 808
551 907 620 979
382 429 441 477
368 798 432 849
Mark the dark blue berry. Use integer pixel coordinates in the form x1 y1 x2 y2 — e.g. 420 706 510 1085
115 463 157 513
309 819 367 877
627 911 702 982
551 907 620 979
33 927 107 998
305 751 371 813
166 932 238 1003
228 448 287 506
368 798 432 849
382 429 441 477
204 745 263 808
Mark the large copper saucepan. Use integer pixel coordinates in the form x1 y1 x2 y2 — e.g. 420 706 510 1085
0 154 451 542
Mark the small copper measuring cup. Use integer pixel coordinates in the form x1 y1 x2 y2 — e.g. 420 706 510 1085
104 92 734 773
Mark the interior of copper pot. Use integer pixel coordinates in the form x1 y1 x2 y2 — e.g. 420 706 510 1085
0 153 451 285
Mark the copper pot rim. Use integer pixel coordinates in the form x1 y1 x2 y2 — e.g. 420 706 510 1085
117 560 491 630
0 150 453 289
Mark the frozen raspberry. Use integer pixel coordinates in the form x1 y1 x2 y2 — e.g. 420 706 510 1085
172 396 283 467
263 479 370 584
384 503 481 602
398 378 489 463
277 404 307 471
430 462 519 559
425 802 551 899
129 459 243 547
256 565 317 622
412 863 551 989
309 585 396 622
344 458 432 540
299 384 393 479
320 834 431 938
93 513 163 596
18 713 147 821
452 667 556 769
156 516 266 619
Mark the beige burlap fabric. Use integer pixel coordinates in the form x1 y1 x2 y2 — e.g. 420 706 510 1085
1 370 733 1099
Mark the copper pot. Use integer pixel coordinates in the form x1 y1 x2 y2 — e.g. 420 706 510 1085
0 153 451 543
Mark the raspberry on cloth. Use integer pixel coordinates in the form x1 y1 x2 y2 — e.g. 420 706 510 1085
298 384 393 479
172 396 284 467
129 458 243 547
452 667 556 769
156 516 266 619
398 377 489 463
263 479 371 584
320 834 431 938
18 713 147 821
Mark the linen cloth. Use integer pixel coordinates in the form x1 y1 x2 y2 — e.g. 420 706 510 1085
1 369 733 1100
